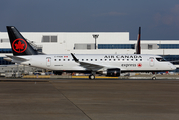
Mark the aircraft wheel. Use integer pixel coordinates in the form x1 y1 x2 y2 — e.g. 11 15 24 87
89 74 95 79
152 76 156 80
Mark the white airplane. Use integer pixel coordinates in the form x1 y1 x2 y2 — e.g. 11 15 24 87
5 26 176 79
135 27 141 54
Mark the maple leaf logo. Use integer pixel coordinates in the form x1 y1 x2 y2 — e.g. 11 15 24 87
15 41 24 50
12 38 27 53
137 63 142 67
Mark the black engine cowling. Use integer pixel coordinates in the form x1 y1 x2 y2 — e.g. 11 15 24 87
102 68 121 77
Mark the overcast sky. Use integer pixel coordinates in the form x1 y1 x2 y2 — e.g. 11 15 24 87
1 0 179 40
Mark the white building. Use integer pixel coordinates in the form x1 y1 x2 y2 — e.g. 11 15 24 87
0 31 179 68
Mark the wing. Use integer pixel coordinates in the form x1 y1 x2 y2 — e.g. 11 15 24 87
79 61 104 71
71 53 105 71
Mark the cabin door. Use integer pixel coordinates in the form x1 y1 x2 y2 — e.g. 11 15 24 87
46 57 51 67
149 57 154 67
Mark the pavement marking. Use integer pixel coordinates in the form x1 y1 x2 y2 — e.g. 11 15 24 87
22 75 50 79
53 83 92 120
72 76 119 79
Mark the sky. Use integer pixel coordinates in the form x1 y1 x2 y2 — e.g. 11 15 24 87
1 0 179 40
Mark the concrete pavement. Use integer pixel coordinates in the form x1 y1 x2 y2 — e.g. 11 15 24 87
0 79 179 120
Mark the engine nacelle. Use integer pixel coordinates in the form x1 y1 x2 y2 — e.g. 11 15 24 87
101 68 121 77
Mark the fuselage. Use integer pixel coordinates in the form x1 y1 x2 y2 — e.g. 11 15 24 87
15 54 176 72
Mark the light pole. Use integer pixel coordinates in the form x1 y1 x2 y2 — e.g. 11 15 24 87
93 34 99 49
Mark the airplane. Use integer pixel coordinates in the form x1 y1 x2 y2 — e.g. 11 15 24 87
4 26 176 79
135 27 141 54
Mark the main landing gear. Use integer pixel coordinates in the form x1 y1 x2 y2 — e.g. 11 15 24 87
89 72 96 79
89 74 95 79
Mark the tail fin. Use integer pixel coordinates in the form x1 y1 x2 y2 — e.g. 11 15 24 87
135 27 141 54
6 26 38 56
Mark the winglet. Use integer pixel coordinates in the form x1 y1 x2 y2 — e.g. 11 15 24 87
71 53 79 62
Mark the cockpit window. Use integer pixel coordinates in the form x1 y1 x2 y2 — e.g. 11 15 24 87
156 58 166 62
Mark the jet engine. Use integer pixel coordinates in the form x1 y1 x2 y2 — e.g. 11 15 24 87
101 68 121 77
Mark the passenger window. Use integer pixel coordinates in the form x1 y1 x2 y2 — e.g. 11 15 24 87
82 59 84 61
118 59 120 61
86 59 88 61
54 59 56 61
91 59 93 61
59 59 61 61
100 59 102 61
68 59 70 61
95 59 97 61
63 59 65 61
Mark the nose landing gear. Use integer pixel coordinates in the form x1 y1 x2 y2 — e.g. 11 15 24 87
152 72 156 80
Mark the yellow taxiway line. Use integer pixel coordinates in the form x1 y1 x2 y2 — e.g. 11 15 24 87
72 76 119 79
23 75 50 79
22 75 119 79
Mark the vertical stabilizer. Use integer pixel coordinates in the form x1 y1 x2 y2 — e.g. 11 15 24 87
6 26 38 56
135 27 141 54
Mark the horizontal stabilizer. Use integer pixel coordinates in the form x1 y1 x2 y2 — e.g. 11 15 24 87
6 55 28 62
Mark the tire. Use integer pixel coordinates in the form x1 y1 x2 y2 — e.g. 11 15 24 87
89 74 95 79
152 77 156 80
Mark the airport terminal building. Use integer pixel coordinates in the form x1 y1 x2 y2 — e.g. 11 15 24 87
0 31 179 69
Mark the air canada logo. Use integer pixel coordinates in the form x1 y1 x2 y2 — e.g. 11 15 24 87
12 38 27 53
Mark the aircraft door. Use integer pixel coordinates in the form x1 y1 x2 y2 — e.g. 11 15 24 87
46 57 51 67
149 57 154 67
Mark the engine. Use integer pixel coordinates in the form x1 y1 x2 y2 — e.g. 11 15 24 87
101 68 121 77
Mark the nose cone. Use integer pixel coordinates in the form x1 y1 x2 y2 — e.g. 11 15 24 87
171 64 176 70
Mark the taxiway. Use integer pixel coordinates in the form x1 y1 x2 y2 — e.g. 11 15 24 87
0 78 179 120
